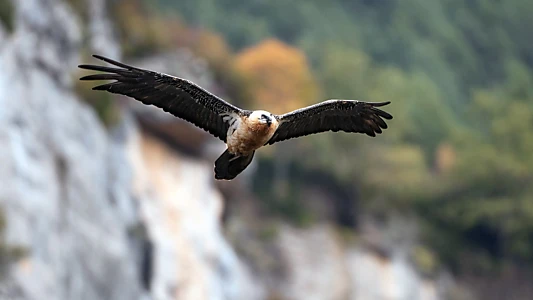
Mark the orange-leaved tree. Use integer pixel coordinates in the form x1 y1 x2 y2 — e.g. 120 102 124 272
235 39 320 198
234 39 320 114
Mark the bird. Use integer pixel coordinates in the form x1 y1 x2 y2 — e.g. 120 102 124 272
78 55 393 180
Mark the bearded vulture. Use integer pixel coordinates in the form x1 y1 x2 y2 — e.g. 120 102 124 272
79 55 393 180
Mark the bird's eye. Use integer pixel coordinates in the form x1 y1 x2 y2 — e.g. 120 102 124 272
261 114 268 119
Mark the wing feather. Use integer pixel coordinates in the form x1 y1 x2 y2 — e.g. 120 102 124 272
79 55 243 142
267 100 393 145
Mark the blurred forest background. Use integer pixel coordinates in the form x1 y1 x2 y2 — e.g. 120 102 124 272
115 0 533 270
2 0 533 299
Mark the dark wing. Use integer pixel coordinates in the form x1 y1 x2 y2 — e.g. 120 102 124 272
78 55 243 142
267 100 393 145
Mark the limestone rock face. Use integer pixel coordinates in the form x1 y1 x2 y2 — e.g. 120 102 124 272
0 1 261 299
276 225 350 300
347 249 440 300
126 131 262 300
269 224 445 300
0 0 140 299
0 23 5 47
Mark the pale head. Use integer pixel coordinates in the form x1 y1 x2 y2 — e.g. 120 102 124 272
249 110 275 126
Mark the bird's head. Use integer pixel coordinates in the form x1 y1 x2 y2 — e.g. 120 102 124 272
250 110 274 127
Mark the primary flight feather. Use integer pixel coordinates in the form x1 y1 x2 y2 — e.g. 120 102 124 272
79 55 393 180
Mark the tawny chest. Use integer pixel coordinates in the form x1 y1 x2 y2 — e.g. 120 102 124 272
227 117 278 155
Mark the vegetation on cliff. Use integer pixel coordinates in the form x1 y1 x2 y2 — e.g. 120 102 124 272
0 211 26 278
0 0 13 32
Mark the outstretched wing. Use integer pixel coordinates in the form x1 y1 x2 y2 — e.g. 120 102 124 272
79 55 244 142
267 100 393 145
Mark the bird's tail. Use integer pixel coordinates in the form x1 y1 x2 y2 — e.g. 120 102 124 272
214 149 255 180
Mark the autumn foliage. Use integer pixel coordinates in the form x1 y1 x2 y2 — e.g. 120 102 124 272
235 39 320 114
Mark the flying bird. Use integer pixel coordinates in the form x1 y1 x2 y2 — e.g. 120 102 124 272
78 55 393 180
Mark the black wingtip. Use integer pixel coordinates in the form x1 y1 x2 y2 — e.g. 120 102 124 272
80 74 122 81
372 101 391 107
92 54 104 60
91 54 136 70
379 111 393 120
79 74 99 81
78 64 93 70
92 83 114 91
92 54 108 62
371 101 393 120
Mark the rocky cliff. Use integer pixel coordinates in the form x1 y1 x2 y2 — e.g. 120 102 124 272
0 0 259 299
0 1 462 300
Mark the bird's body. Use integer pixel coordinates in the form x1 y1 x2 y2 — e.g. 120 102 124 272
79 55 393 180
226 110 279 156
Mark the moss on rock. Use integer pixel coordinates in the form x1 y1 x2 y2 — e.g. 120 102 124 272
0 0 14 32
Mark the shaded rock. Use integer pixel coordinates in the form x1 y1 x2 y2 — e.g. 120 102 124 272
276 225 350 300
126 129 264 300
0 277 27 300
0 1 143 299
262 223 448 300
347 249 439 300
86 0 120 59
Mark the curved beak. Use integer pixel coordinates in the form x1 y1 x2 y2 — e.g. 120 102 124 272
261 115 272 126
